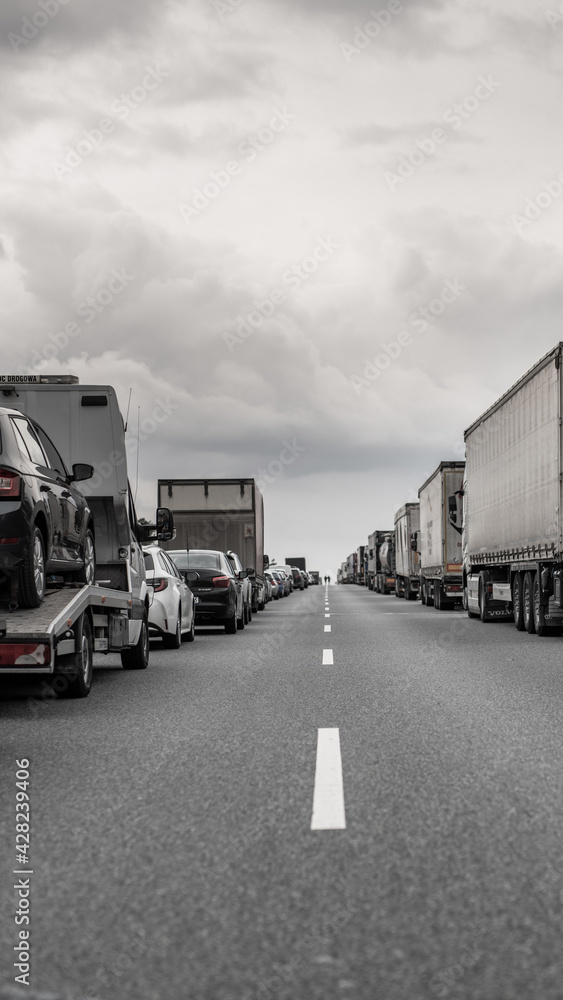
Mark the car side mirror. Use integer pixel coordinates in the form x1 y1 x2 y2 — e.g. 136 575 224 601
185 570 200 584
238 570 248 580
410 532 418 552
71 463 94 482
246 567 255 577
157 507 175 542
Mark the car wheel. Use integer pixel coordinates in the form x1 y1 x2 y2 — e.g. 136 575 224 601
225 617 237 634
523 572 535 634
19 525 46 608
247 604 252 623
513 572 525 631
76 529 96 586
121 610 149 669
237 607 245 630
57 614 94 698
163 606 182 649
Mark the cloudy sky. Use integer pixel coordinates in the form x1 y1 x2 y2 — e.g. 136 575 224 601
2 0 563 576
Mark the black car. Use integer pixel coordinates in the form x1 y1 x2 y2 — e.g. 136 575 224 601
167 549 244 634
0 407 95 607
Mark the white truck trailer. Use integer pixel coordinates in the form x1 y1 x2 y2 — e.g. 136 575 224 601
0 374 174 696
463 343 563 635
158 478 266 613
394 502 420 600
418 462 465 610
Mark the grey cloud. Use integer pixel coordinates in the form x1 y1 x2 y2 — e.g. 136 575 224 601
0 0 175 54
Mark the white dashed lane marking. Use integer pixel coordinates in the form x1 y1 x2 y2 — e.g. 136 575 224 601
322 648 334 665
311 728 346 831
324 625 331 632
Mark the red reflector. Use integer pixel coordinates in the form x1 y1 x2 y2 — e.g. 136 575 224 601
0 643 50 666
212 576 230 588
150 578 168 592
0 538 19 544
0 469 20 497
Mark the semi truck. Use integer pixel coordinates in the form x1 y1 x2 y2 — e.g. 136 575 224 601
394 502 420 600
463 343 563 635
418 462 465 610
0 374 174 697
355 545 366 585
286 556 306 572
158 478 266 613
371 531 395 594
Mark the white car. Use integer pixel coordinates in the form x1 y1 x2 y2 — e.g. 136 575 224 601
143 545 196 647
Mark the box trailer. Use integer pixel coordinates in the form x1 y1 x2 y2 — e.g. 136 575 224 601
0 374 173 696
463 343 563 635
286 556 306 572
372 531 395 594
355 545 366 585
394 503 420 600
418 462 465 610
158 478 266 613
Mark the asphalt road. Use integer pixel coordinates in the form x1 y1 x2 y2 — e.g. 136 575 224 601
2 583 563 1000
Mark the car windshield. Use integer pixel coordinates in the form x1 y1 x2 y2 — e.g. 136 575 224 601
169 550 221 571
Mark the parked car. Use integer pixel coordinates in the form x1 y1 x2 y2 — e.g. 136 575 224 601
0 406 95 608
168 549 244 633
277 569 291 596
265 570 279 600
143 545 195 647
227 549 253 624
291 567 305 591
269 569 285 599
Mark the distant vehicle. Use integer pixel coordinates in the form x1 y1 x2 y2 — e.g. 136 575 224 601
168 549 244 634
291 567 305 590
269 569 285 599
143 545 195 646
0 406 96 607
374 533 395 594
227 550 253 624
286 556 306 572
355 545 366 585
309 571 320 585
269 563 294 592
264 570 279 600
394 503 420 600
159 478 266 613
418 462 465 610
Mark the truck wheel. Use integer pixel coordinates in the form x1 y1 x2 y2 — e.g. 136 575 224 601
421 581 427 605
57 614 93 698
522 572 536 634
435 586 442 610
121 610 149 669
19 526 46 608
533 574 549 637
479 579 489 623
512 573 525 631
163 606 182 649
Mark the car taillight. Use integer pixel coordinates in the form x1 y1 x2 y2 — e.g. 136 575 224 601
151 578 168 592
212 576 230 588
0 470 20 497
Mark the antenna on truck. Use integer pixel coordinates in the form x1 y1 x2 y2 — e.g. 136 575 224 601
124 387 133 432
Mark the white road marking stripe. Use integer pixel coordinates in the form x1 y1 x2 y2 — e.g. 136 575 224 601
325 613 330 618
324 625 331 632
322 648 334 665
311 729 346 830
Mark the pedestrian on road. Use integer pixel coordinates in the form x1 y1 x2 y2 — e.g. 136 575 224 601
327 575 331 584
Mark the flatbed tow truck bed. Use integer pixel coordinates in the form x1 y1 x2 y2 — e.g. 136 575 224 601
0 585 132 674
